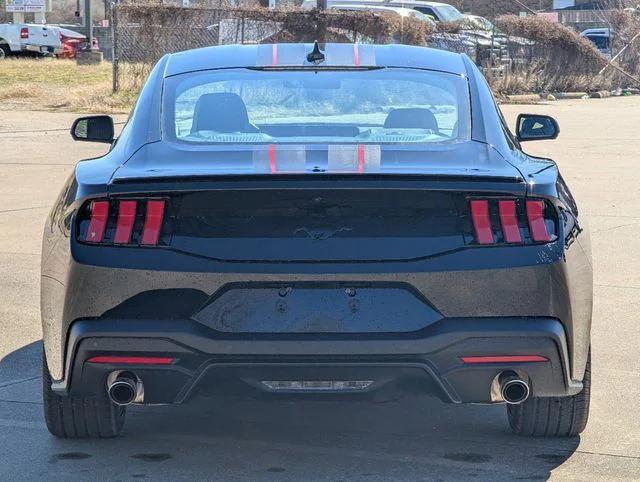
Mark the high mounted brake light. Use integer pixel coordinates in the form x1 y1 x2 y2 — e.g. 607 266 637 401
80 198 168 247
468 198 556 246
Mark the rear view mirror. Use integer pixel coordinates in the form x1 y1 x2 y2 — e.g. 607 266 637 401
71 115 114 143
516 114 559 142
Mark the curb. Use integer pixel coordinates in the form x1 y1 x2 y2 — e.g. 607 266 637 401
505 94 542 103
550 92 588 100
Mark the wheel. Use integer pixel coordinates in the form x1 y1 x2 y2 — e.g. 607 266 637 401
42 349 126 438
0 44 9 59
507 349 591 437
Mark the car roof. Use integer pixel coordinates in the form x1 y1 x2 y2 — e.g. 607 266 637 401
581 28 611 36
331 4 414 12
164 43 467 77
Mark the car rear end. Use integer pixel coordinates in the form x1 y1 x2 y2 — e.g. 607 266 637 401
42 44 592 438
19 24 62 56
60 171 577 407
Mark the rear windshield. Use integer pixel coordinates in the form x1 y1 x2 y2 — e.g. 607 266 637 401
163 68 471 146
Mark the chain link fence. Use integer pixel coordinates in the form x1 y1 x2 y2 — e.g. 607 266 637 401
110 1 476 92
110 2 621 95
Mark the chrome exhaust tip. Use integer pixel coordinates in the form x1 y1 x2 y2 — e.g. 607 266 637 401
107 373 139 406
499 372 530 405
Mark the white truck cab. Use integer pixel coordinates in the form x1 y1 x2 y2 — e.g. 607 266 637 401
0 23 62 59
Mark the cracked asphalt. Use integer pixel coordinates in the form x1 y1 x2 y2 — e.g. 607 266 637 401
1 99 639 480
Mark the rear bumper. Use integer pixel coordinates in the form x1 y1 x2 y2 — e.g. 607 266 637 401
53 317 582 404
22 44 60 54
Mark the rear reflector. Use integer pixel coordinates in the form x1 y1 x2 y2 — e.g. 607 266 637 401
498 200 522 243
113 200 137 244
461 355 548 364
141 200 165 246
470 200 494 244
526 200 552 242
87 356 175 365
85 201 109 243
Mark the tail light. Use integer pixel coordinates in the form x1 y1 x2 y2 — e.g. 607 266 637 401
20 27 29 39
468 197 556 246
79 198 169 247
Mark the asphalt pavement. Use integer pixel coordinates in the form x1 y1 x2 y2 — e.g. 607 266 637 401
0 99 639 480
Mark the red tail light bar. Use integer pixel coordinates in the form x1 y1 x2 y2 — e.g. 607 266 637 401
87 356 176 365
469 197 556 246
20 27 29 39
81 198 168 246
461 355 548 364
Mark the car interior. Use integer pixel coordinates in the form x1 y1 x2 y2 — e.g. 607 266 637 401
186 92 452 141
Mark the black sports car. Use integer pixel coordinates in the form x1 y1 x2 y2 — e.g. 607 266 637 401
41 42 592 438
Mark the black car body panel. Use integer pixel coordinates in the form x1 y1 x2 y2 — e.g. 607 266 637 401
41 44 592 409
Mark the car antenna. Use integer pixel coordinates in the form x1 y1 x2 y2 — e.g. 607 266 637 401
306 41 325 64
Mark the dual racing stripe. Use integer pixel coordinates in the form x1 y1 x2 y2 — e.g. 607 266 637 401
253 145 382 174
256 43 376 67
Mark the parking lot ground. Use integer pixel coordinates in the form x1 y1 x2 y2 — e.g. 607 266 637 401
0 99 639 480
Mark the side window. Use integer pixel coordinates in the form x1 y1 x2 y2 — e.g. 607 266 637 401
413 6 438 20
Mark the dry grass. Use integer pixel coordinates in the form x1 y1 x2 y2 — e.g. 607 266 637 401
0 58 137 113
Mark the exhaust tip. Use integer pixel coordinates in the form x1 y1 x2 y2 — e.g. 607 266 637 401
499 372 530 405
107 375 138 406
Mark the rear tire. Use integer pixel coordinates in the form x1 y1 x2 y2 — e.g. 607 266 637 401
507 350 591 437
42 349 126 438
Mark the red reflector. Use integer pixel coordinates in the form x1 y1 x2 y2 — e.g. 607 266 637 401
470 200 494 244
353 43 360 66
87 356 175 365
114 200 137 244
526 200 551 242
498 200 522 243
20 27 29 39
141 200 165 246
461 355 548 364
85 201 109 243
271 44 278 66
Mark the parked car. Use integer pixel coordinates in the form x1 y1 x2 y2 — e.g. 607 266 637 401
302 0 466 22
462 14 494 31
0 23 62 59
328 4 475 57
56 27 99 59
42 42 592 439
329 3 437 26
581 28 612 57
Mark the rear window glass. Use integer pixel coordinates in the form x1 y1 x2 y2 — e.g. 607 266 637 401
163 68 471 146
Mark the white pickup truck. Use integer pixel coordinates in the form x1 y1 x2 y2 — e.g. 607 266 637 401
0 23 62 59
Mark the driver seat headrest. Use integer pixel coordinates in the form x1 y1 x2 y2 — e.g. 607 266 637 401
191 93 253 133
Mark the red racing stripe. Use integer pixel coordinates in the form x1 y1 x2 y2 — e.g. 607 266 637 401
357 144 365 173
269 144 277 173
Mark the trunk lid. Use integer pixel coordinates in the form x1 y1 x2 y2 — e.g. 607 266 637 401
108 141 526 262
